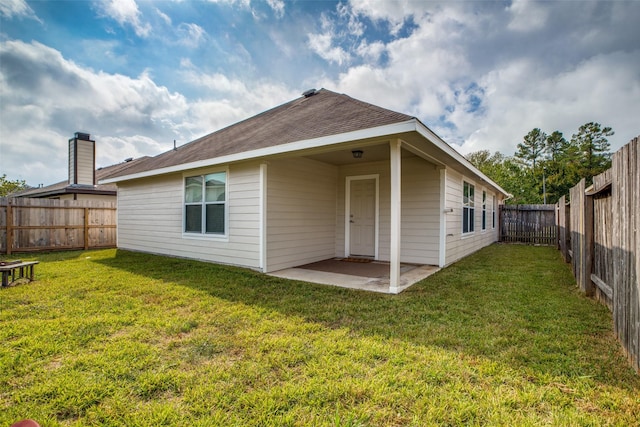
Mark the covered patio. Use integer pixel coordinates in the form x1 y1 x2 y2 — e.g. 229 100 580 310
269 258 440 294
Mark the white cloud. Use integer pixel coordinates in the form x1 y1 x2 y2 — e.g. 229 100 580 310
266 0 285 18
307 31 351 65
355 40 385 62
507 0 549 32
179 64 298 134
177 23 207 48
206 0 284 18
0 38 300 185
97 0 151 38
0 0 41 22
318 0 640 156
348 0 423 35
0 40 188 184
155 7 172 26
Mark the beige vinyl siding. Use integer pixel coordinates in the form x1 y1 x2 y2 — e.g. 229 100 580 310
400 156 441 264
266 157 338 272
336 154 440 264
117 162 262 269
76 141 95 185
444 168 499 265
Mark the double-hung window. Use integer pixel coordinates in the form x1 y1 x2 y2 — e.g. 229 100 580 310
482 191 487 231
463 181 475 234
184 172 227 235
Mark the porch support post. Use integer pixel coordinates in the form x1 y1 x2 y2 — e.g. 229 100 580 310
439 167 447 268
389 139 402 293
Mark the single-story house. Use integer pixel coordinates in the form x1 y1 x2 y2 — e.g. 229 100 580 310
14 132 148 202
102 89 509 293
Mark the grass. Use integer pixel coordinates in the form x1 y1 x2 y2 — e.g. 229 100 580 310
1 244 638 426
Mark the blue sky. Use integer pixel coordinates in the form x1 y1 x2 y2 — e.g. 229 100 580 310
1 0 639 186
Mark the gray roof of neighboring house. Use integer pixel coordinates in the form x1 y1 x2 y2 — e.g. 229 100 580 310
105 88 414 179
13 156 150 198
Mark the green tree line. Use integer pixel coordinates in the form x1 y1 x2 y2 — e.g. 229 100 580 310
0 174 28 197
467 122 614 205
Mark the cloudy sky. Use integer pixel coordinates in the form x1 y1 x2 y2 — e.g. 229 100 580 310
1 0 639 186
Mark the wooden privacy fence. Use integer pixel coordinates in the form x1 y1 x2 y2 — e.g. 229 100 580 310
557 135 639 373
499 204 557 245
0 198 116 254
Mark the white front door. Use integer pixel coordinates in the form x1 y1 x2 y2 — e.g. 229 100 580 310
349 178 376 257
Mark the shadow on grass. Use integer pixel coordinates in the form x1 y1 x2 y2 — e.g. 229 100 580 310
94 244 639 390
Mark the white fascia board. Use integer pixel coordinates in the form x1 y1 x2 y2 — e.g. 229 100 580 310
414 121 512 198
100 120 418 184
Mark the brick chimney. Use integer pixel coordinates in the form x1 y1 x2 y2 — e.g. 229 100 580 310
68 132 95 186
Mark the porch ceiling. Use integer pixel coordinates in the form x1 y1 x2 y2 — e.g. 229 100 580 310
303 142 417 166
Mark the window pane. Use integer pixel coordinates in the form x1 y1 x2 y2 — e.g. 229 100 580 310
469 185 474 207
185 176 203 203
205 173 226 202
469 208 475 232
482 212 486 230
185 205 202 232
463 207 469 233
206 204 225 234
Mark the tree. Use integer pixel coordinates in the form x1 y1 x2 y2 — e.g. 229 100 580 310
467 150 537 204
0 174 28 196
545 131 568 162
515 128 547 169
571 122 613 182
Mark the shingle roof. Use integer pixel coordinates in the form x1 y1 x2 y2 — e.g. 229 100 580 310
106 89 414 179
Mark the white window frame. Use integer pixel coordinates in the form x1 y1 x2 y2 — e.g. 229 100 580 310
492 195 496 229
182 168 229 240
482 190 487 232
462 180 475 235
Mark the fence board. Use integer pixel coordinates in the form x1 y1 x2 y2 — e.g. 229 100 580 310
0 198 116 254
500 204 557 245
557 196 571 262
562 135 639 373
592 189 614 308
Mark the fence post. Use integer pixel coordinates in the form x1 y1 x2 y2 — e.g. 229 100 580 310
6 199 13 256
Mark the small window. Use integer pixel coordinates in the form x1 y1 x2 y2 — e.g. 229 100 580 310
463 181 475 234
184 172 226 235
482 191 487 231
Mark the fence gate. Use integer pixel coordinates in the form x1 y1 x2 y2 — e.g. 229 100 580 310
499 204 557 245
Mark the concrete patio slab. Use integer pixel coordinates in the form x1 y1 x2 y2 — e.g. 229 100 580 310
269 259 440 294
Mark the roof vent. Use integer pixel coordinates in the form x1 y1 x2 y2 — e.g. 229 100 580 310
302 88 317 98
124 157 133 162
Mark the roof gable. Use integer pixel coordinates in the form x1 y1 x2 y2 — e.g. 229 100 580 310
106 89 414 178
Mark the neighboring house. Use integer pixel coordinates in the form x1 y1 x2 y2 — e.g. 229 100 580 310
102 89 509 292
14 132 148 201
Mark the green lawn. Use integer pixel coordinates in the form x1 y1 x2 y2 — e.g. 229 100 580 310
1 244 638 426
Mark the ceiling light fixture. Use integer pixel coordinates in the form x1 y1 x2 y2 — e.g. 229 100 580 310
352 149 363 159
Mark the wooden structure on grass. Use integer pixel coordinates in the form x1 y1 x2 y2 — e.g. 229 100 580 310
557 136 639 373
0 198 116 255
499 204 557 245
